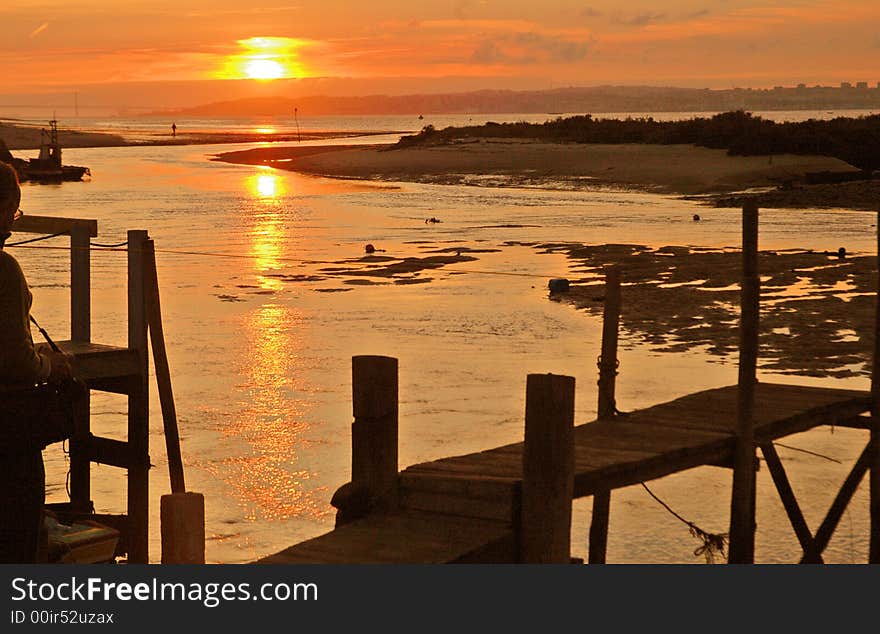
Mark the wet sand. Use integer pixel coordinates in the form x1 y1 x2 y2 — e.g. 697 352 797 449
703 179 880 211
530 242 875 378
213 139 858 196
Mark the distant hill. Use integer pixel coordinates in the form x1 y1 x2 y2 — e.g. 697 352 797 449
143 85 880 118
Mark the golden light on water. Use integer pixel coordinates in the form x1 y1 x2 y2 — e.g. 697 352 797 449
254 173 280 199
245 169 287 290
216 37 308 80
207 304 327 523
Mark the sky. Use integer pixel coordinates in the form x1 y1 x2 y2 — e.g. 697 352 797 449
2 0 880 112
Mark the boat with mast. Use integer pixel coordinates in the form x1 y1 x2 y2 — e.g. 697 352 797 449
6 119 91 183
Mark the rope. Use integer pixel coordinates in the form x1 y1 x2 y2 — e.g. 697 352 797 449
641 482 729 563
4 231 67 247
90 240 129 248
773 442 842 464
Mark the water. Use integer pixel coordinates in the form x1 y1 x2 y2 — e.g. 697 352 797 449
10 113 878 563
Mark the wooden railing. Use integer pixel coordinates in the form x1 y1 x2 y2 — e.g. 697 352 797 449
12 215 98 343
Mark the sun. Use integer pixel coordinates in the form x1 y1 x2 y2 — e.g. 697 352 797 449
245 59 285 80
216 37 310 81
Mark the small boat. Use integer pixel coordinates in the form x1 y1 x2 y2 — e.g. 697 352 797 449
6 119 91 183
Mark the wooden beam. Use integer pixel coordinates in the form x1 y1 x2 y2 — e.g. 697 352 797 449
143 239 186 494
590 266 621 564
729 202 759 564
871 208 880 563
800 442 872 563
759 443 822 563
69 224 90 343
520 373 575 563
127 229 150 564
88 435 137 469
12 215 97 237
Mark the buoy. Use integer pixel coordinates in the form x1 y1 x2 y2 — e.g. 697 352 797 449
365 244 375 254
548 278 570 293
837 247 846 259
693 214 701 221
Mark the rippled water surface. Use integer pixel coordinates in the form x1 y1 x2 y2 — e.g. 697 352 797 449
12 136 878 563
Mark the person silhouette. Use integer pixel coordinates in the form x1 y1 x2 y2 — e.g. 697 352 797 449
0 162 72 563
171 123 177 138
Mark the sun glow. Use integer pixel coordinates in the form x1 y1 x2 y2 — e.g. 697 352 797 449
217 36 308 81
245 59 285 80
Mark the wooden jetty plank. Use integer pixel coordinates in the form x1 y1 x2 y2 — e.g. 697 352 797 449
58 340 141 382
264 380 871 564
621 384 869 439
257 511 513 564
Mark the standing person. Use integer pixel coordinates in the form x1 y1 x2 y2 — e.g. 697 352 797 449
171 122 177 137
0 161 72 563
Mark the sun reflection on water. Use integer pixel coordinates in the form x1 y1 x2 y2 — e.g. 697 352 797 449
207 303 327 523
245 170 288 290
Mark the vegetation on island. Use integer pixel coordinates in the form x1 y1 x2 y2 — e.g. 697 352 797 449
396 111 880 172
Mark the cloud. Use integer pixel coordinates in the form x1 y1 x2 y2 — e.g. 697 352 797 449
614 12 667 26
471 32 593 65
29 22 48 38
581 7 603 18
686 9 711 20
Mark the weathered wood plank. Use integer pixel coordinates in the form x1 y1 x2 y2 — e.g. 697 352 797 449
13 214 97 237
257 511 512 564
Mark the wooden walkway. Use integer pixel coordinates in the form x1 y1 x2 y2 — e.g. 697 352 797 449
259 382 871 564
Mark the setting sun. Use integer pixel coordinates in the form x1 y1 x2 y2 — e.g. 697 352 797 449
245 59 285 80
216 36 308 81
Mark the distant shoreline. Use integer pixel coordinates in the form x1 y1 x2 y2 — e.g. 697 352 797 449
0 120 404 151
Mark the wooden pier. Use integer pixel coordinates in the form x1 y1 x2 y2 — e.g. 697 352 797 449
261 205 880 564
9 216 196 563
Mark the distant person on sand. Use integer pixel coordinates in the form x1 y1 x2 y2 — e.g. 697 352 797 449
0 162 72 563
171 123 177 137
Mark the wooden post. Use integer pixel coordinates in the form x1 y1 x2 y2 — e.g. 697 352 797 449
729 203 759 563
589 266 621 564
143 239 186 494
127 229 150 563
161 492 205 564
351 355 398 509
520 373 575 563
70 224 90 343
68 223 91 513
871 209 880 563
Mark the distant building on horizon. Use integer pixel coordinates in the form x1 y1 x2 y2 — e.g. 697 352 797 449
840 81 853 88
856 81 868 89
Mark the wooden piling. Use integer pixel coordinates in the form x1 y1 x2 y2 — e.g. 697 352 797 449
143 239 186 494
161 492 205 564
871 209 880 563
729 203 759 563
70 224 90 343
351 355 399 509
520 373 575 563
127 229 150 563
589 266 621 564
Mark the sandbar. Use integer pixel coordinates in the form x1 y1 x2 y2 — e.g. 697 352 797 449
213 139 859 196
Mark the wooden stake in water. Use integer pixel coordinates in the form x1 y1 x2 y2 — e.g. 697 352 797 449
589 266 621 564
728 203 759 564
871 208 880 563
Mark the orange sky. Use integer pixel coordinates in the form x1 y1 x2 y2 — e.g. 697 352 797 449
3 0 880 109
